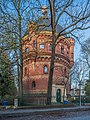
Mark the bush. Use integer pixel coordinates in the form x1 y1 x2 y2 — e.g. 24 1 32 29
1 94 15 105
85 96 90 103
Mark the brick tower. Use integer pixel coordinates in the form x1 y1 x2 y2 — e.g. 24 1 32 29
22 14 74 104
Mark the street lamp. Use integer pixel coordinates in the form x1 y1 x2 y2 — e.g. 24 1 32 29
79 82 82 107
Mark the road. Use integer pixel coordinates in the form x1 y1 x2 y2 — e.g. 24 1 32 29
1 109 90 120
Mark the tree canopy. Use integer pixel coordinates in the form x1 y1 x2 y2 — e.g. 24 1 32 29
0 52 16 98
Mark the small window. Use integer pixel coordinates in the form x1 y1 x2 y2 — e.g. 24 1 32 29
33 40 36 47
64 68 66 74
49 44 52 50
25 47 29 53
32 81 36 88
24 67 27 76
71 53 73 58
40 44 44 49
61 46 64 54
44 65 48 73
64 68 67 77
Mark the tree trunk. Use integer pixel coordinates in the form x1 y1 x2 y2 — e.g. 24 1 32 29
18 0 23 97
47 1 56 105
47 42 55 105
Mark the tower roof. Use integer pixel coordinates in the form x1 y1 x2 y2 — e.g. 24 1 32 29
36 16 63 33
23 16 64 37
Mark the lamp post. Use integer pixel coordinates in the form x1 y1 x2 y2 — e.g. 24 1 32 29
79 81 82 107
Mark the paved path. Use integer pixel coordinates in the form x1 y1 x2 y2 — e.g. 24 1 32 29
0 106 90 118
0 108 90 120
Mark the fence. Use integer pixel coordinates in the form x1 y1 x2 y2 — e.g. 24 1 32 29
18 94 64 106
18 93 47 106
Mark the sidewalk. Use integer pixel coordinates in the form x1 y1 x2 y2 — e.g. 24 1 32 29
0 106 90 118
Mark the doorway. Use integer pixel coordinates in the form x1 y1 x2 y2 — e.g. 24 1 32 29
56 89 61 103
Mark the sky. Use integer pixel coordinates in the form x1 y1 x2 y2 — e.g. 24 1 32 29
4 0 89 62
39 0 90 61
74 28 90 60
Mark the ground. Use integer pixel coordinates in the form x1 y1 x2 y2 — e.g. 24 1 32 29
1 110 90 120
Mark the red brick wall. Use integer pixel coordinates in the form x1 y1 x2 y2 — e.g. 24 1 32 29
22 25 74 95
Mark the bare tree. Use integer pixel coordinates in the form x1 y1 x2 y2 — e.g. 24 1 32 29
1 0 90 105
0 0 38 97
81 37 90 69
46 0 90 104
70 59 88 106
71 59 88 85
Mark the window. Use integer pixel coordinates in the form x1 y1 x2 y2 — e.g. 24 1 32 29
33 40 36 47
64 67 67 77
25 47 29 53
71 53 74 58
49 44 52 50
67 51 69 54
32 81 36 88
44 65 48 73
40 44 44 49
61 46 64 54
64 68 66 74
24 67 27 76
67 47 70 55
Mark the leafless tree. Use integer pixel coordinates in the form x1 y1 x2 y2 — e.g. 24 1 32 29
46 0 90 104
1 0 90 105
81 37 90 69
70 58 88 106
0 0 39 97
71 59 88 85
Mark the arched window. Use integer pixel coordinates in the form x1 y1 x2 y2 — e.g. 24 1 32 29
61 46 64 54
67 51 69 54
49 44 52 50
71 53 74 58
33 40 36 47
64 67 67 77
44 65 48 74
25 47 29 53
24 67 27 76
64 68 66 74
67 46 70 54
32 81 36 88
